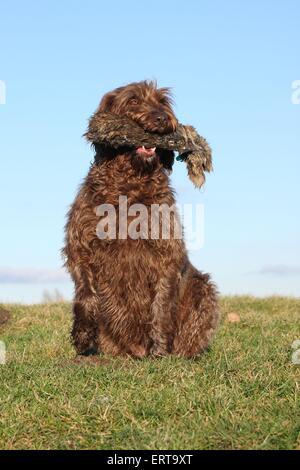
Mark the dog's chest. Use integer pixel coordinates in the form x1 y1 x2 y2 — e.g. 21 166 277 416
91 164 181 244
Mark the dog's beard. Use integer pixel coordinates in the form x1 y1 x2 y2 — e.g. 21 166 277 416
130 149 160 174
130 148 174 174
93 144 174 174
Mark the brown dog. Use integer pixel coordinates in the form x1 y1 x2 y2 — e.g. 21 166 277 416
63 80 219 358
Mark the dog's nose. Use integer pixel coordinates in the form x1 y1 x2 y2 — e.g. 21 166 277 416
154 112 168 125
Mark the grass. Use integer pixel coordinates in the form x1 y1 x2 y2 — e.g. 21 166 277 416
0 297 299 450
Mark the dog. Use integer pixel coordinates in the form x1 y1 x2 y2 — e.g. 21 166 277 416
63 80 219 358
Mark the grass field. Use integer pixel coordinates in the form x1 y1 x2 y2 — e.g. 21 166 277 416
0 297 299 450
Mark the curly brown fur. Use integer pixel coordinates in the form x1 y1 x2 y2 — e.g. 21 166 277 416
63 80 219 358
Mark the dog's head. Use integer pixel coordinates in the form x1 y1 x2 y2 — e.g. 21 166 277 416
99 80 177 135
97 81 177 167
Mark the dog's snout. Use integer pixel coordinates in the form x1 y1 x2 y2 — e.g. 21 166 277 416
145 110 175 134
154 112 168 125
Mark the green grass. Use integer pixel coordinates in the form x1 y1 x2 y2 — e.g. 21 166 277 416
0 297 299 450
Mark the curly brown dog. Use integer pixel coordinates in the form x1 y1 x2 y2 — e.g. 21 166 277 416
63 80 219 358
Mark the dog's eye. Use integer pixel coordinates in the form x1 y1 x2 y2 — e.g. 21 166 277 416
129 98 138 105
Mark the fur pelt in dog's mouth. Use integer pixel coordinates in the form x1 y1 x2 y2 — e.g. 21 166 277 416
84 112 213 188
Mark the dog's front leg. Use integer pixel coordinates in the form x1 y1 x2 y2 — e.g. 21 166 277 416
70 265 101 356
149 273 178 357
72 294 100 356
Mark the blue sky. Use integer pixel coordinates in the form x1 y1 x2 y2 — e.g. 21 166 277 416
0 0 299 302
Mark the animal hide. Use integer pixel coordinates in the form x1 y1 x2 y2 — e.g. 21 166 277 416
85 112 213 188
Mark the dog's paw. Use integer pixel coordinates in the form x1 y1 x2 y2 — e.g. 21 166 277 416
149 344 169 358
128 344 147 358
79 347 98 356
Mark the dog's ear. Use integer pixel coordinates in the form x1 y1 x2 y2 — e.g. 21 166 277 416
98 91 117 112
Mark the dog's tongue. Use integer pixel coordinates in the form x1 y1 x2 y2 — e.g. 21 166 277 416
136 146 156 157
